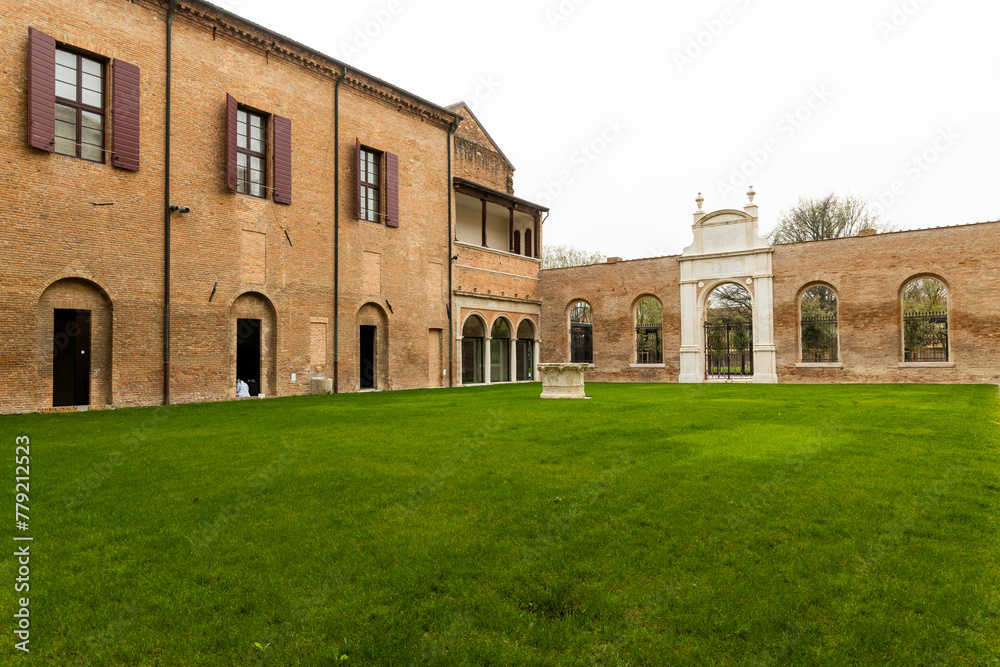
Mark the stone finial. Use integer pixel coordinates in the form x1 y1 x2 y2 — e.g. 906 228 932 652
747 186 756 204
695 192 704 212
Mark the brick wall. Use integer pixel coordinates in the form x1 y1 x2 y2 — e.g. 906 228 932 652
0 0 465 413
540 223 1000 385
451 102 514 194
772 222 1000 384
0 0 168 414
540 257 682 382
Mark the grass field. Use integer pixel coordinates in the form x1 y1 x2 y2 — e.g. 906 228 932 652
2 383 998 666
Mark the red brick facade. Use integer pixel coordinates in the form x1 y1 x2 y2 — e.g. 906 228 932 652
541 222 1000 384
0 0 544 414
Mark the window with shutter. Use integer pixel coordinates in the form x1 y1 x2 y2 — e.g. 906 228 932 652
513 230 521 255
226 93 238 191
53 47 106 162
359 145 381 222
111 59 140 171
385 152 398 228
235 107 267 198
28 28 56 152
272 115 291 205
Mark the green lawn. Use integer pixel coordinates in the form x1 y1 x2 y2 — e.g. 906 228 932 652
2 383 998 666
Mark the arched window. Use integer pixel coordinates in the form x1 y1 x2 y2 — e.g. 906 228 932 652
516 319 535 381
524 229 533 258
461 315 485 384
490 318 511 383
800 285 838 362
569 301 593 364
513 230 521 255
635 296 663 364
903 277 948 362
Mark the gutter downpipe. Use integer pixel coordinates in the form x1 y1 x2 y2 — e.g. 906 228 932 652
447 117 459 387
333 66 347 393
164 0 176 405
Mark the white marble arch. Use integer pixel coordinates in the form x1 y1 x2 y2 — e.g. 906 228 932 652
678 189 777 383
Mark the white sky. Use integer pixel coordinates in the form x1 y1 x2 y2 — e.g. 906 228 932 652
210 0 1000 259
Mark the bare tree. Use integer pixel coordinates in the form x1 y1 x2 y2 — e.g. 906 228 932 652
769 193 896 243
541 244 606 270
707 283 752 322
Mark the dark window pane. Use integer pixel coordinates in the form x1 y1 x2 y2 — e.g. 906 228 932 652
56 50 77 68
81 111 101 131
81 89 101 107
54 137 75 157
81 144 102 162
81 57 100 76
82 72 102 92
81 126 102 147
56 80 76 100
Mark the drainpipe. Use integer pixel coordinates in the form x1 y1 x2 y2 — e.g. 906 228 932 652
333 65 347 393
163 0 176 405
446 117 458 387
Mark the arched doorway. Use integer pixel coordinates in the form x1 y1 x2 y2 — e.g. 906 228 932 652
230 292 277 398
490 317 512 383
357 303 389 390
461 315 485 384
704 283 753 379
516 319 535 381
38 278 113 408
677 192 777 383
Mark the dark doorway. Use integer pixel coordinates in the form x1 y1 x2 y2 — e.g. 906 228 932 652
236 318 262 396
53 309 91 407
360 325 376 389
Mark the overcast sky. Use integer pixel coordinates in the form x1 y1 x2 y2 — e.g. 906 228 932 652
209 0 1000 260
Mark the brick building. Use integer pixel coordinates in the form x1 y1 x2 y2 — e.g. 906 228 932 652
1 0 545 414
541 190 1000 385
4 1 996 417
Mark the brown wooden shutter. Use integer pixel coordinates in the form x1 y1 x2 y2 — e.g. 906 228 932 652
355 138 362 219
272 115 291 204
226 93 238 191
27 27 56 152
111 59 141 171
385 151 399 228
525 229 532 258
514 230 521 255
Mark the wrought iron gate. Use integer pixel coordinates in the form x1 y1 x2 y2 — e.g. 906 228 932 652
705 320 753 379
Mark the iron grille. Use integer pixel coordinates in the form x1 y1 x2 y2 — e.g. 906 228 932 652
636 326 663 364
904 310 948 362
571 323 593 364
705 321 753 378
801 314 838 362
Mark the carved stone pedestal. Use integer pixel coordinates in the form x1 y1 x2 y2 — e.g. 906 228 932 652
309 377 334 395
538 363 588 399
